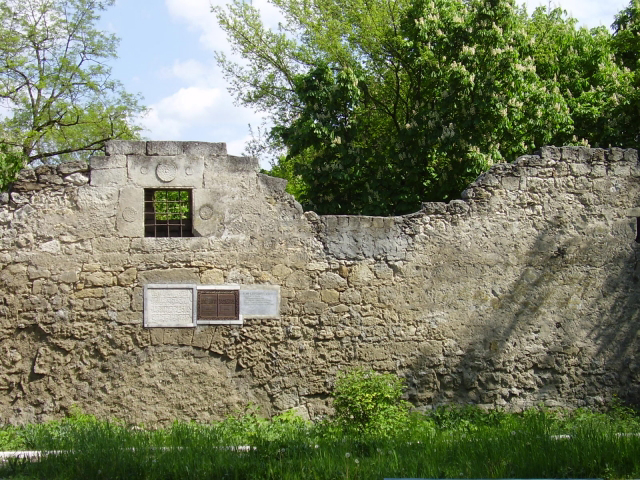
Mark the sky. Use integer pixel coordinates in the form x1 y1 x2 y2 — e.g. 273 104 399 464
98 0 629 168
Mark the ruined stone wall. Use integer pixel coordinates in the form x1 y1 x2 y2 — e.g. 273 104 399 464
1 141 639 425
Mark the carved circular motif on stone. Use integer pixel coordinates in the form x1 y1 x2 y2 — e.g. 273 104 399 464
185 167 194 176
199 205 214 220
140 166 149 175
122 207 137 223
156 162 178 182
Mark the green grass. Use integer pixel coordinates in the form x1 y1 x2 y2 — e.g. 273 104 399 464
1 405 639 479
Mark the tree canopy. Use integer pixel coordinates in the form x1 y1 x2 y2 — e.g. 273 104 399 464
217 0 639 215
0 0 145 187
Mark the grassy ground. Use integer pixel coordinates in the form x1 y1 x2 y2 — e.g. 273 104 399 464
1 404 639 479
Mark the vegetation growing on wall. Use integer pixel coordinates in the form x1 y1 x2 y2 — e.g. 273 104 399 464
216 0 639 215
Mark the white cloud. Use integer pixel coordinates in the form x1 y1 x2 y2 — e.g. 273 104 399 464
165 0 286 53
141 86 222 139
162 59 218 86
140 78 268 160
164 0 229 53
522 0 628 29
227 135 252 157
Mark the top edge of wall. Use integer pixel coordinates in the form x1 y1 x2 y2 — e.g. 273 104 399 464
6 144 639 216
105 140 228 157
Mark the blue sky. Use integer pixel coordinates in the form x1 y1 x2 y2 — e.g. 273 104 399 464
99 0 630 168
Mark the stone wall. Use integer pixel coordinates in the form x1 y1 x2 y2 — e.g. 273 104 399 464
1 141 639 425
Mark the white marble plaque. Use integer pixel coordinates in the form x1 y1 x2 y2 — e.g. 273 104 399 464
144 284 196 327
240 288 280 318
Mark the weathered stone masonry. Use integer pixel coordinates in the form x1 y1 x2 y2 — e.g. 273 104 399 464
1 141 639 425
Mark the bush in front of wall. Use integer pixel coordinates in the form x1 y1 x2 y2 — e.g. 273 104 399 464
332 368 411 438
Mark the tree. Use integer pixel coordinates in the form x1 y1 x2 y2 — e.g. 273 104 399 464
610 0 640 147
216 0 637 215
527 5 637 150
612 0 640 70
0 0 145 172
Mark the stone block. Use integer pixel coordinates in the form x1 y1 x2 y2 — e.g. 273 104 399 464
105 140 146 156
27 266 51 280
16 168 36 182
320 289 340 304
111 311 140 325
421 202 447 214
192 189 225 237
163 329 195 345
349 264 374 286
39 240 60 254
75 187 118 213
127 155 204 188
340 289 362 304
192 329 213 349
38 174 64 185
90 167 127 187
117 268 137 286
201 269 224 284
610 164 630 177
64 173 89 186
447 199 469 215
561 146 591 163
372 217 385 228
83 298 104 310
147 141 182 156
625 208 640 217
501 176 520 191
138 268 200 285
58 271 79 283
607 148 625 163
182 142 226 156
92 237 131 253
258 173 287 194
83 271 114 286
90 155 126 169
324 216 338 231
569 163 591 176
590 165 606 177
318 272 347 290
57 161 88 175
272 264 292 279
297 290 321 303
285 270 311 289
539 146 561 163
104 287 132 311
305 301 327 314
132 287 143 311
73 287 104 299
624 149 639 163
225 155 260 173
116 187 144 237
514 154 543 167
149 328 164 345
589 148 606 163
337 216 349 227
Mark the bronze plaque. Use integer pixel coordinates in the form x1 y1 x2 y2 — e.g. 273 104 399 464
197 290 239 320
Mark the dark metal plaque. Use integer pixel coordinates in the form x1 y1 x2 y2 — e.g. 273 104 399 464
197 290 239 320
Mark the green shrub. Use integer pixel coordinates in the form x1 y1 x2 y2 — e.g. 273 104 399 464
332 368 410 437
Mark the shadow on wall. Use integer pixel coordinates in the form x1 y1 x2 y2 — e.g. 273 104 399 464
406 219 640 410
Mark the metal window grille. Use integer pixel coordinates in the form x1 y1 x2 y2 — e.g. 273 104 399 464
144 189 193 237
